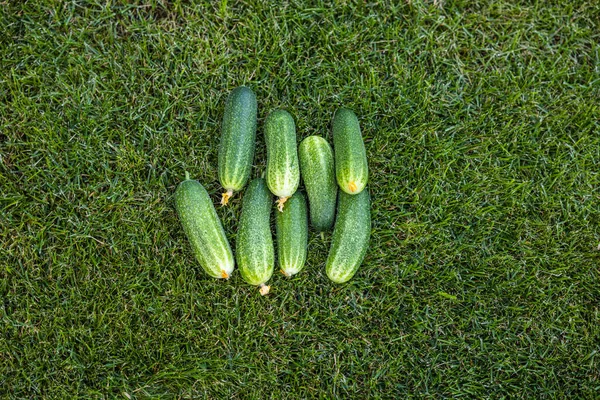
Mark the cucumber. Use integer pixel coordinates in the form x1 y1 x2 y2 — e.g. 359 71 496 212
265 109 300 212
236 178 275 295
275 191 308 277
332 108 368 195
218 86 257 205
298 136 338 231
326 188 371 283
175 172 235 279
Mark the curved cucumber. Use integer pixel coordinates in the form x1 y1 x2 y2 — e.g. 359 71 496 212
236 178 275 294
298 136 338 231
332 108 368 195
326 188 371 283
265 109 300 212
175 173 235 279
218 86 257 205
275 191 308 277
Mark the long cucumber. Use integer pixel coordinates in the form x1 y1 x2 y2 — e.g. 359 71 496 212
265 109 300 212
332 108 368 195
236 178 275 294
175 172 234 279
298 136 338 231
326 188 371 283
275 192 308 276
218 86 257 205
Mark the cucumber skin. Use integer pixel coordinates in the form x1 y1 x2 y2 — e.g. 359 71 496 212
218 86 257 192
265 110 300 199
332 108 368 195
236 178 275 286
326 188 371 283
275 192 308 276
175 178 234 279
298 136 338 231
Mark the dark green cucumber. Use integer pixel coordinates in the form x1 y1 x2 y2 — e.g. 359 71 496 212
275 191 308 276
175 173 234 279
236 178 275 294
326 188 371 283
298 136 338 231
264 109 300 212
218 86 257 205
332 108 368 195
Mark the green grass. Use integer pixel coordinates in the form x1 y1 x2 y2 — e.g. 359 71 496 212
1 0 599 397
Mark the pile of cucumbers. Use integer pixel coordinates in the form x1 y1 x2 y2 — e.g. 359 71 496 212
175 86 370 295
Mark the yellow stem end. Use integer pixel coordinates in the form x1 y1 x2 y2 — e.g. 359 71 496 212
221 270 230 279
276 196 289 212
348 181 358 193
259 284 270 296
221 189 234 206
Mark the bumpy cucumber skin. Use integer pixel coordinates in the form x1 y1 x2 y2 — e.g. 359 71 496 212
276 192 308 276
218 86 257 193
326 188 371 283
332 108 368 195
265 110 300 201
175 178 235 279
236 178 275 286
298 136 338 231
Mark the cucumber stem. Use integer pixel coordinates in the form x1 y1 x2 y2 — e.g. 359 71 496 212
221 189 234 206
276 196 289 212
259 283 270 296
321 231 325 241
185 171 190 180
220 270 230 279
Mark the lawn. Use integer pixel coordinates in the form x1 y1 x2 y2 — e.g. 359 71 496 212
1 0 599 398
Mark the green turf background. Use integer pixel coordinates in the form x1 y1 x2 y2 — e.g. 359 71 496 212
2 1 599 398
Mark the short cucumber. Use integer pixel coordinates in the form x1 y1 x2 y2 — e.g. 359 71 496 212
326 188 371 283
236 178 275 294
218 86 257 205
332 108 368 195
265 109 300 212
298 136 338 231
275 191 308 277
175 172 235 279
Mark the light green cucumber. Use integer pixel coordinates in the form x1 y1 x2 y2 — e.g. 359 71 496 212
218 86 257 205
326 188 371 283
275 191 308 277
265 109 300 212
236 178 275 294
175 172 234 279
332 108 368 195
298 136 338 231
